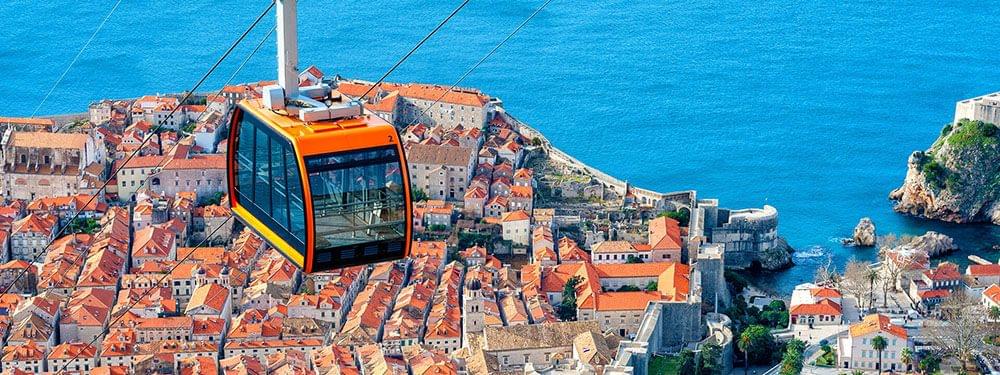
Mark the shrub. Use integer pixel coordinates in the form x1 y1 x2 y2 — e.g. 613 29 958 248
921 159 947 190
948 119 999 148
941 123 953 136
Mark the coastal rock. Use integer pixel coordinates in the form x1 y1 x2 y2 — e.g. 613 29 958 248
759 237 794 270
890 120 1000 225
907 231 958 257
852 217 877 247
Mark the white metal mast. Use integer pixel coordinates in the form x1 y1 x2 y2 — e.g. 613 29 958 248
263 0 361 121
276 0 299 99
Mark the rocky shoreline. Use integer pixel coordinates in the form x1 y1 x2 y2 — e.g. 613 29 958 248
890 119 1000 225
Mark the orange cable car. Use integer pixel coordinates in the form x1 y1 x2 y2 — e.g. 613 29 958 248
226 0 411 273
226 99 412 273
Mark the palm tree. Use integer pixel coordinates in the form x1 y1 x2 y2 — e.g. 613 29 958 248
989 306 1000 322
738 332 751 375
871 335 888 372
900 347 914 373
865 267 880 311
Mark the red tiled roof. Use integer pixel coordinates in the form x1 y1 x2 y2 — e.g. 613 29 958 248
501 210 530 223
594 291 663 312
790 299 842 316
648 216 682 250
849 314 907 339
968 264 1000 277
810 287 842 299
924 262 961 281
984 284 1000 305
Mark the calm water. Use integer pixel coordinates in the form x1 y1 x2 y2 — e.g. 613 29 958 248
3 1 1000 294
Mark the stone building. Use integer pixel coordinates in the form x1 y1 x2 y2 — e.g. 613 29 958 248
481 321 604 372
700 203 788 269
1 131 100 200
337 80 501 131
154 154 227 200
9 214 57 262
406 144 476 201
837 314 912 372
954 91 1000 125
0 117 54 133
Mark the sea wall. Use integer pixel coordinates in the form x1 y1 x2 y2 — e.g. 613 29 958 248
511 114 696 210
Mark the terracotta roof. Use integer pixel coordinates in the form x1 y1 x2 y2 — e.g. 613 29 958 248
500 210 530 223
790 299 842 316
648 216 682 250
918 289 951 299
219 354 266 375
461 245 488 259
132 226 175 259
27 194 106 213
186 283 229 314
592 241 636 254
574 331 616 367
406 143 474 166
510 185 533 199
924 262 961 281
984 284 1000 305
163 154 226 170
810 287 842 299
135 316 192 330
179 356 219 375
594 291 663 312
10 132 89 149
968 264 1000 277
2 341 44 361
11 214 56 236
483 320 601 351
0 117 54 127
594 262 675 278
558 237 590 263
849 314 907 339
339 81 490 108
48 342 97 359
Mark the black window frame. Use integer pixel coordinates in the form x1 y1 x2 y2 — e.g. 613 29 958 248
303 145 407 270
232 111 307 256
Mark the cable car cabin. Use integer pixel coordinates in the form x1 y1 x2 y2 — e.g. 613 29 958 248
227 100 412 273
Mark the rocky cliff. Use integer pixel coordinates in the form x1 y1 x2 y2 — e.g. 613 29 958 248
758 237 793 270
851 217 876 247
890 119 1000 224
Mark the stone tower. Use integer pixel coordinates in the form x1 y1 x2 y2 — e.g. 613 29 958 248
696 243 729 312
463 279 486 341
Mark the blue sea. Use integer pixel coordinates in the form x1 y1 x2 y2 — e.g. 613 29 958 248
3 1 1000 294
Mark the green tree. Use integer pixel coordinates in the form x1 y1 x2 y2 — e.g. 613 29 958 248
871 335 888 372
67 217 100 234
645 281 658 291
900 347 913 372
616 285 641 292
990 306 1000 321
699 343 723 375
738 325 774 373
531 137 542 146
779 339 805 375
412 187 429 202
865 267 881 312
658 210 690 226
557 276 582 321
198 191 225 206
918 352 942 374
626 255 644 264
677 349 696 375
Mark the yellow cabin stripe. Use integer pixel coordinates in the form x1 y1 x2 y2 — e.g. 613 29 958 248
232 205 305 266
